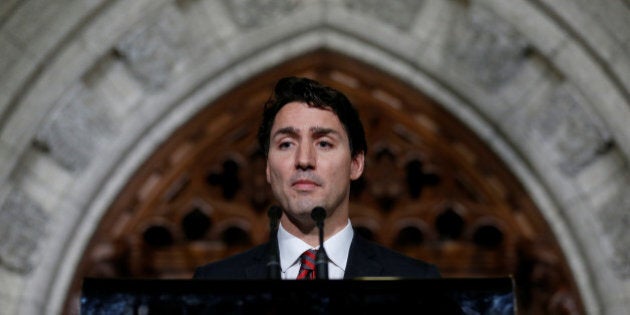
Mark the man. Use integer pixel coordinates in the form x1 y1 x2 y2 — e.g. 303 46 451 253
194 76 440 280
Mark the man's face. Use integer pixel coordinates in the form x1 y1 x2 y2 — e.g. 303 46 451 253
266 102 364 227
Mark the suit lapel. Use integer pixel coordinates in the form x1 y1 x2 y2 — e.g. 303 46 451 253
344 234 384 279
245 241 275 279
245 235 385 279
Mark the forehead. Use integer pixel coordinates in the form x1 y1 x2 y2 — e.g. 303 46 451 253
272 102 345 133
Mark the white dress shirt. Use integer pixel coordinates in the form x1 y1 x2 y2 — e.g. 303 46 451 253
278 219 354 279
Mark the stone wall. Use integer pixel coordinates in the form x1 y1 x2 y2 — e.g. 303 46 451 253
0 0 628 314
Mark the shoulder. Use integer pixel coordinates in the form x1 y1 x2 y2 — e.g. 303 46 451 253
351 235 441 278
193 243 268 279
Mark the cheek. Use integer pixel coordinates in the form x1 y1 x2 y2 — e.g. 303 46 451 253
325 161 353 182
266 160 288 184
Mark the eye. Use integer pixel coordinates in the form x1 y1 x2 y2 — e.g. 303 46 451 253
278 141 293 150
317 140 333 149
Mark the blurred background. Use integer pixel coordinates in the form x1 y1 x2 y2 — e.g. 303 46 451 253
0 0 629 314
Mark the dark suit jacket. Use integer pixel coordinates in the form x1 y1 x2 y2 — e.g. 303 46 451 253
193 233 440 279
193 234 465 314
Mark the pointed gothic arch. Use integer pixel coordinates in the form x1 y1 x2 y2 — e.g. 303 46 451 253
62 49 585 314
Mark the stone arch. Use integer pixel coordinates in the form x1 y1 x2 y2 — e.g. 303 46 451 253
62 49 586 314
0 1 627 315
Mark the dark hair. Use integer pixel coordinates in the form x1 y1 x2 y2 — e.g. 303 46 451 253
257 76 367 158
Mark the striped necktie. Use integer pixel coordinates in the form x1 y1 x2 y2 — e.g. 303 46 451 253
296 249 317 280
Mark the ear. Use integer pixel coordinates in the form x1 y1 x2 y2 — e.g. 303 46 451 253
266 161 271 183
350 152 365 180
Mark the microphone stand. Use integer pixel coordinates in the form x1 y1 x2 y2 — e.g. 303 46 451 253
267 206 282 279
311 207 329 280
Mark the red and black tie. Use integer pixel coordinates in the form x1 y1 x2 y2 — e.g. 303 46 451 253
296 249 317 280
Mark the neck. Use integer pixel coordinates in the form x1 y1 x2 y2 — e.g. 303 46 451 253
281 215 348 247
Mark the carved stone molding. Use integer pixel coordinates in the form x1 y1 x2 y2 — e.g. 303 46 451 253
34 86 114 172
536 84 613 176
114 6 186 90
448 4 530 91
222 0 303 29
343 0 425 30
599 192 630 278
0 189 48 274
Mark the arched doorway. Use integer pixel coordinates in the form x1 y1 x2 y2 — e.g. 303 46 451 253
65 49 584 314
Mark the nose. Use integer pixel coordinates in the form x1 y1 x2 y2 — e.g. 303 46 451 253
295 143 315 170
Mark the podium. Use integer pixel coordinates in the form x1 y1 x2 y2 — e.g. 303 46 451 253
81 277 515 314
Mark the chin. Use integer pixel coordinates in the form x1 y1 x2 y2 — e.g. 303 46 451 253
292 201 319 214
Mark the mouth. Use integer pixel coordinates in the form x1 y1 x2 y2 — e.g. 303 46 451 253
292 179 319 191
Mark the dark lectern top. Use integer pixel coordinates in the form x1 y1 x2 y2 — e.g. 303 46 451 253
81 277 515 315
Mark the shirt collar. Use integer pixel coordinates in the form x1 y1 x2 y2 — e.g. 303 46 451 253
277 220 354 272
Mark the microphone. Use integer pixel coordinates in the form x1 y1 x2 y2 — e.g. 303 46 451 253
311 206 329 279
267 205 282 279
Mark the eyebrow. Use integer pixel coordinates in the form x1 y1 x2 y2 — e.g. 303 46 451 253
271 126 342 139
272 126 299 139
310 126 341 139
